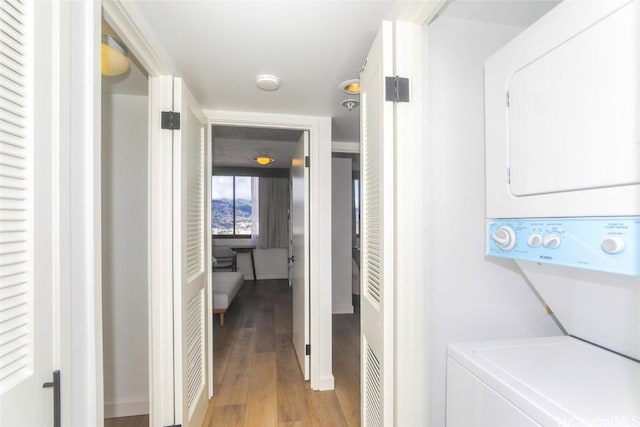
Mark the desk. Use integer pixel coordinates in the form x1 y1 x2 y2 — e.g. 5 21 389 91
231 245 257 282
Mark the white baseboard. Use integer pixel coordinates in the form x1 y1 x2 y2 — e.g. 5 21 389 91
104 400 149 419
314 374 335 391
332 304 354 314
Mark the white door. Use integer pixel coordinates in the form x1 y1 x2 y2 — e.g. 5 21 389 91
360 21 395 427
291 131 310 379
172 78 209 426
1 0 58 424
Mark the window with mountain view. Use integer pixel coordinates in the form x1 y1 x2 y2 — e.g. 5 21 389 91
212 175 255 236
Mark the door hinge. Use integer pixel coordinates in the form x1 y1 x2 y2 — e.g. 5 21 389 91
506 91 510 107
507 167 511 183
161 111 181 130
360 58 368 74
385 76 410 103
305 156 310 168
305 344 311 355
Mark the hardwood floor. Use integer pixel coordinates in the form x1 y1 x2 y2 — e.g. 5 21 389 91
203 279 361 427
105 279 361 427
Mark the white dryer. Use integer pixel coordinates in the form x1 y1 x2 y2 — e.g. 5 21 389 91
446 0 640 425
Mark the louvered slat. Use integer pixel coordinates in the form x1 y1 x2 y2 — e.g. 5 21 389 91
185 289 204 415
364 339 383 427
0 0 32 395
362 88 382 306
185 113 204 280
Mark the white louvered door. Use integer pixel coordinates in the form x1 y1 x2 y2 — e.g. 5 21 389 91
173 78 209 427
1 0 57 424
360 21 394 427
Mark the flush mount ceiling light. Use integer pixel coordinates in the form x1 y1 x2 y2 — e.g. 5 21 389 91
101 34 130 76
339 79 360 95
254 154 275 166
256 74 280 91
341 99 360 111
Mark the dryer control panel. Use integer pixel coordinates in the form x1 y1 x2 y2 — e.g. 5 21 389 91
486 217 639 276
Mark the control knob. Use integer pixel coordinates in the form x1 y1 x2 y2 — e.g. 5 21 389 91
492 226 516 251
527 234 542 248
601 237 625 254
543 233 561 249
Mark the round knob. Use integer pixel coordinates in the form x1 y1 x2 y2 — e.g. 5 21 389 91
492 226 516 251
527 234 542 248
543 234 561 249
601 237 625 254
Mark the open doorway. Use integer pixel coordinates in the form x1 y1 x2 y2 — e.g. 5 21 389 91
100 18 151 427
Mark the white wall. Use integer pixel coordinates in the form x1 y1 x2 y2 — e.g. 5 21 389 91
331 157 354 314
101 93 149 417
426 17 562 426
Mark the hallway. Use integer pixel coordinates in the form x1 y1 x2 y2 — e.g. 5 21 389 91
203 279 360 426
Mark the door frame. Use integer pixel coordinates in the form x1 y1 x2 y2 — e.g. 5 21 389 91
206 110 334 391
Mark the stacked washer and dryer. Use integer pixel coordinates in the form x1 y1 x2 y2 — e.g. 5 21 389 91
446 0 640 425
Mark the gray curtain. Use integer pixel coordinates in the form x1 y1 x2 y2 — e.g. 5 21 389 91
258 177 290 248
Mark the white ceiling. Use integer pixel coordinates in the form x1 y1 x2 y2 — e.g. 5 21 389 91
114 0 408 143
103 0 560 166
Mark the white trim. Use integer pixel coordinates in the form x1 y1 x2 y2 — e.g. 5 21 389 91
57 0 103 424
385 1 447 424
102 1 173 76
148 76 176 426
206 109 334 391
392 20 428 427
104 400 149 419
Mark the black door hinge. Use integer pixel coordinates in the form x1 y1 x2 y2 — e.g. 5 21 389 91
305 344 311 355
161 111 181 130
385 76 410 103
305 156 310 168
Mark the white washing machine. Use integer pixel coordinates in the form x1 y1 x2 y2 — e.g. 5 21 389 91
446 0 640 425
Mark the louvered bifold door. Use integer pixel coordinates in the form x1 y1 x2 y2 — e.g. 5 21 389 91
0 0 33 395
1 0 57 424
360 21 395 427
173 77 209 427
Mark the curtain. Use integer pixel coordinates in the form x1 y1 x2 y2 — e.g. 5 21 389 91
251 177 260 245
258 177 290 248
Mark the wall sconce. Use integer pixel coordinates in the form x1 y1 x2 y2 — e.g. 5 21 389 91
101 34 130 76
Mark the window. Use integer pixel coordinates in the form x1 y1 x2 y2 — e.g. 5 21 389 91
212 176 256 236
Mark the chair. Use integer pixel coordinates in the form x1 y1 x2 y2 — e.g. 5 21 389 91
212 246 237 272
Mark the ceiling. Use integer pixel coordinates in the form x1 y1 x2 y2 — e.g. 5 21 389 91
103 0 560 167
212 126 303 168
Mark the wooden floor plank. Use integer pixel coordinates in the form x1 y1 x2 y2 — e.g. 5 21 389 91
243 352 278 427
214 327 256 406
207 404 245 427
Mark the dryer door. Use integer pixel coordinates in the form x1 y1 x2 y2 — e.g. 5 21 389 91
485 0 640 218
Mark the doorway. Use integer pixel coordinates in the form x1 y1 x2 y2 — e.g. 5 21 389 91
207 111 333 392
100 18 151 426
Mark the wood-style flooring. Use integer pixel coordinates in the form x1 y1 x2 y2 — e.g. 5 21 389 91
105 279 361 427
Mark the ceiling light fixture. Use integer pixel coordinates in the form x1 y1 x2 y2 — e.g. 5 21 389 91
256 74 280 91
254 154 275 166
341 99 360 111
101 34 130 76
339 79 360 95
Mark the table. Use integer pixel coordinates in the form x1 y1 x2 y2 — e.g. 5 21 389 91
230 245 257 282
